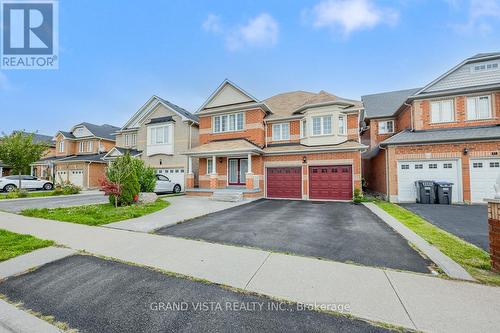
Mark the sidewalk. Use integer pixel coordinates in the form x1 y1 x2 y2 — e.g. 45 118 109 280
0 211 499 332
106 196 255 232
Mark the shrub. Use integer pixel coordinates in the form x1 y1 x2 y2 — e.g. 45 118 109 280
105 154 141 206
6 188 28 199
353 188 364 204
52 182 81 196
131 158 157 192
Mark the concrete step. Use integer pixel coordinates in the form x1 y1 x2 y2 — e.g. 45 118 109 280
211 191 244 202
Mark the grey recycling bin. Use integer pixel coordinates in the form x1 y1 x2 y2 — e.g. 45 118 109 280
435 181 453 205
415 180 436 204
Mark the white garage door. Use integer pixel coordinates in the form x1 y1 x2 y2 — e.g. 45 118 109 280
69 170 84 188
156 168 185 192
470 158 500 203
55 170 67 184
397 160 460 203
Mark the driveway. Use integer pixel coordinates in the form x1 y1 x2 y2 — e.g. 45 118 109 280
401 204 489 251
0 255 390 333
0 192 107 213
157 199 432 273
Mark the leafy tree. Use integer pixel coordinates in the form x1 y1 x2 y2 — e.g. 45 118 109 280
104 154 140 206
131 158 157 192
0 131 49 189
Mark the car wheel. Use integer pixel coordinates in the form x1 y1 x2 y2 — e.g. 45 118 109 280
43 183 54 190
3 184 16 192
173 184 181 193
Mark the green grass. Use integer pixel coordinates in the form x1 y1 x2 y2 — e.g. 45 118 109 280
0 190 80 200
20 199 170 226
0 229 54 261
375 201 500 285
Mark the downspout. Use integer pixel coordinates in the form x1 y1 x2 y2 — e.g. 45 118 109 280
404 101 414 131
378 143 390 201
264 121 268 147
87 161 92 190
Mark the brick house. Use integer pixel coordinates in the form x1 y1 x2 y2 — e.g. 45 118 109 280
184 80 366 200
362 52 500 204
33 122 119 189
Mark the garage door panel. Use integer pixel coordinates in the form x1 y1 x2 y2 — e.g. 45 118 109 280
309 165 352 200
470 159 500 203
156 168 185 191
69 170 84 188
266 167 302 199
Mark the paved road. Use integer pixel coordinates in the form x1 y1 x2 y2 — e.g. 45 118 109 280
158 199 432 273
401 204 489 251
0 255 391 333
0 193 107 213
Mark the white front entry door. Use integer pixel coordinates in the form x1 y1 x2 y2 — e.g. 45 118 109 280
397 160 461 203
69 170 84 187
470 158 500 203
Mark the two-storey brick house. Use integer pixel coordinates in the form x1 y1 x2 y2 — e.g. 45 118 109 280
184 80 366 200
362 52 500 203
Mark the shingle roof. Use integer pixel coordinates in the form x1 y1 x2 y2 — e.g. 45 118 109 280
263 141 367 154
59 131 75 139
380 125 500 146
156 96 199 122
468 52 500 60
362 88 421 119
114 147 142 156
184 139 263 155
146 116 175 125
54 153 108 163
77 122 120 140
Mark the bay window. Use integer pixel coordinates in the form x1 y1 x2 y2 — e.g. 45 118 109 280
150 126 170 144
300 119 307 138
467 95 492 120
431 99 454 123
213 113 244 133
338 115 346 135
272 123 290 141
312 116 333 136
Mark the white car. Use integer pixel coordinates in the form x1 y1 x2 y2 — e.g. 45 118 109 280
154 174 182 194
0 175 54 192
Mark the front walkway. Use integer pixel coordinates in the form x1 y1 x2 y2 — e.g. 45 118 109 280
106 196 256 232
0 212 499 332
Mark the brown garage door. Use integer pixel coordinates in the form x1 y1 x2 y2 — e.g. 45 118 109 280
309 165 352 200
266 167 302 199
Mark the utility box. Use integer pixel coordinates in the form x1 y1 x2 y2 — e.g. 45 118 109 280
415 180 436 204
435 181 453 205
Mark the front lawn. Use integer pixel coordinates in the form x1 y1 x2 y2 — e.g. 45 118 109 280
0 229 54 262
0 191 53 200
20 199 169 226
376 201 500 286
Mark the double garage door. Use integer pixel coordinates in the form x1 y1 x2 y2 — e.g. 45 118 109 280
266 165 352 200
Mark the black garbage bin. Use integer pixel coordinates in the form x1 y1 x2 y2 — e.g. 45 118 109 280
435 181 453 205
415 180 436 204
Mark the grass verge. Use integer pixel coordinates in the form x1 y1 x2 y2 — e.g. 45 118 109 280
20 199 169 226
0 190 80 200
375 201 500 285
0 229 54 262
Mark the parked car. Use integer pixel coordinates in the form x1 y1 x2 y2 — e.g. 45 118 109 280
0 175 54 192
154 174 182 194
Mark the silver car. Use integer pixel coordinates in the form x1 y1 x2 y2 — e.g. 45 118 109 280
154 174 182 194
0 175 54 192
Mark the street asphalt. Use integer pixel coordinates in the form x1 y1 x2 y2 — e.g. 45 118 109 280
0 255 394 333
401 204 489 251
157 199 432 273
0 193 107 213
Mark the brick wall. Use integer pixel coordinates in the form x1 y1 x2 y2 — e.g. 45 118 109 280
363 150 387 195
267 120 301 145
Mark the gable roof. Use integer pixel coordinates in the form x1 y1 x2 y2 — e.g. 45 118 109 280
362 87 421 119
197 79 259 113
121 95 198 130
102 147 142 160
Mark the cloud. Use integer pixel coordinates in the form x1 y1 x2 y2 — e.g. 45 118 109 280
202 13 279 51
449 0 500 34
306 0 399 35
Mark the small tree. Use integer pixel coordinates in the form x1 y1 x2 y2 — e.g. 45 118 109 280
131 158 157 192
104 154 140 206
0 131 49 189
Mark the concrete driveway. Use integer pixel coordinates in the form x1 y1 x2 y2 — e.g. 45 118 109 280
157 199 432 273
401 204 489 251
0 192 107 213
0 255 391 333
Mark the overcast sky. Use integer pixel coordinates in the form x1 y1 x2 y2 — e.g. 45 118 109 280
1 0 499 135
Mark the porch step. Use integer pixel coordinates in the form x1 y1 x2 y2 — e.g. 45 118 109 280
211 191 244 202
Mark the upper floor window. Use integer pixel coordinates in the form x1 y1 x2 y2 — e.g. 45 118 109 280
467 95 492 120
272 123 290 141
312 116 332 136
431 99 454 123
124 133 137 147
58 141 64 152
472 62 499 73
378 120 394 134
300 119 307 138
338 115 346 135
79 140 93 153
213 113 244 133
150 125 170 144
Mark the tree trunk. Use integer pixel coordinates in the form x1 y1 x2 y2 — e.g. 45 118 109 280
18 171 22 190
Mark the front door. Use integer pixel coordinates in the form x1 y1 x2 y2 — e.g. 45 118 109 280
228 158 247 185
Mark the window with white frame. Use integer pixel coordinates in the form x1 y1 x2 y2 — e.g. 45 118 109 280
378 120 394 134
300 119 307 138
272 123 290 141
338 115 346 135
124 133 137 147
150 126 170 144
472 62 499 73
312 116 333 136
88 141 93 152
79 141 85 152
125 134 129 146
131 133 137 146
207 158 213 174
431 99 454 123
59 140 64 152
213 113 244 133
467 95 492 120
79 141 92 153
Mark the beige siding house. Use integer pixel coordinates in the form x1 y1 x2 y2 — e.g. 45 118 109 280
108 96 199 190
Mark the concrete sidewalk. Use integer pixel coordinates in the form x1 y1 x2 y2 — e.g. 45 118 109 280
0 211 499 332
106 196 256 232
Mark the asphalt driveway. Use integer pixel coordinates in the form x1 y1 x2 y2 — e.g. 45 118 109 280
157 199 432 273
401 204 489 251
0 193 107 213
0 255 392 333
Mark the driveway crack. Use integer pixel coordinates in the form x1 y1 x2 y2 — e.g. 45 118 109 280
244 253 271 290
383 271 418 330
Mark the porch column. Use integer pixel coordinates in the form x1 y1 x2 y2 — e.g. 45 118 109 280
209 155 218 189
186 156 194 189
247 153 252 173
30 165 34 176
246 153 254 191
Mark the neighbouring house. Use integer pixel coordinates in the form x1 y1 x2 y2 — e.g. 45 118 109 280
34 122 119 189
361 52 500 204
183 79 366 200
109 95 199 191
